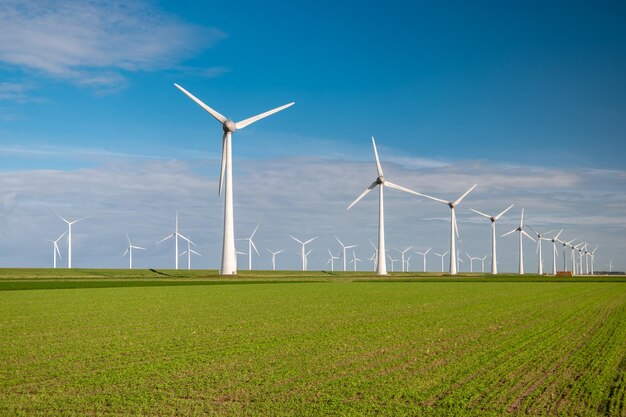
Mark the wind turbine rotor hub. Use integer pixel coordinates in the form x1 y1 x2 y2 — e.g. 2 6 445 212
448 202 455 209
223 120 237 133
376 176 384 184
490 217 496 223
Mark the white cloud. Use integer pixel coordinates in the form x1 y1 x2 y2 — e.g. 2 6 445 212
0 153 624 272
0 0 225 88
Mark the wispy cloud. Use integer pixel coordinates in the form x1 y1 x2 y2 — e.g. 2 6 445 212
0 0 226 90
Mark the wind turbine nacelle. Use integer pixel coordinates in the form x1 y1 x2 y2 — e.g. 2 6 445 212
223 120 237 133
376 176 384 184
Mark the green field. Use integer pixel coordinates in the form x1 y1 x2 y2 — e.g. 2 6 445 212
1 270 625 416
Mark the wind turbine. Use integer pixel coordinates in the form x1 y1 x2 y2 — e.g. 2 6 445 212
434 251 448 272
179 235 200 270
237 224 260 270
157 211 190 270
174 84 294 276
527 226 556 275
557 238 576 272
123 235 146 270
267 249 284 271
289 235 316 271
469 204 514 274
589 248 597 274
394 247 412 272
335 237 358 272
412 184 478 275
577 244 586 275
47 231 66 269
350 251 362 271
466 253 480 273
501 209 535 274
405 255 412 272
347 137 423 275
57 215 89 269
608 259 613 273
304 249 313 270
326 249 341 271
572 243 584 274
415 248 431 272
480 255 488 273
547 229 564 275
387 256 399 273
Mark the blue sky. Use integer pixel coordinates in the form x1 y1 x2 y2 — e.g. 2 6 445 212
0 0 624 271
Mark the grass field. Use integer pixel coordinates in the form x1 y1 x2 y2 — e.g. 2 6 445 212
1 270 625 416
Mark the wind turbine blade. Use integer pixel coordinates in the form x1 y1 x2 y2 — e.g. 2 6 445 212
235 102 295 130
413 190 449 205
495 204 514 220
371 136 384 177
276 249 284 255
520 208 525 228
250 224 261 239
470 208 491 219
527 224 539 236
289 235 304 245
425 248 431 255
335 236 345 247
304 236 317 245
126 234 131 245
55 231 67 242
347 181 378 210
384 181 423 197
453 184 478 206
251 240 260 256
55 244 62 259
157 234 174 244
219 132 227 195
345 245 358 249
174 83 227 123
190 249 202 256
454 215 459 238
443 251 449 256
134 246 147 250
501 229 517 238
57 214 70 224
522 231 535 242
122 248 129 257
554 229 564 240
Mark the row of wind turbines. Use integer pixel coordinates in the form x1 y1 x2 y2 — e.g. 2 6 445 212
47 84 601 275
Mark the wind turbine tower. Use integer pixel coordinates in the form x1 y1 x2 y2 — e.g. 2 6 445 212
174 84 294 275
470 204 514 274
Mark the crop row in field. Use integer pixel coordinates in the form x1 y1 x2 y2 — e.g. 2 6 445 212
1 278 625 416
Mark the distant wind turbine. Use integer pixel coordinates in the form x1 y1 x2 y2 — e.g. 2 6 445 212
174 83 294 275
415 248 431 272
157 211 190 270
237 224 260 270
547 229 564 275
527 225 556 275
335 237 358 272
434 251 448 273
412 184 478 275
289 235 317 271
394 247 412 272
179 235 200 270
47 231 66 269
123 235 146 270
501 208 535 274
267 249 284 271
469 204 514 274
57 215 89 269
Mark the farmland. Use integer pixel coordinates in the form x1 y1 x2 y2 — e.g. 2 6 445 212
1 270 625 416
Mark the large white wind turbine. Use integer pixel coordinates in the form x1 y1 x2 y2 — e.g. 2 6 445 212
267 249 284 271
501 209 535 274
57 215 89 269
434 251 448 272
527 226 556 275
290 235 316 271
469 204 514 274
174 84 294 275
47 231 66 269
347 137 423 275
412 184 478 275
415 248 431 272
335 237 358 272
179 235 200 270
123 235 146 270
237 224 260 270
